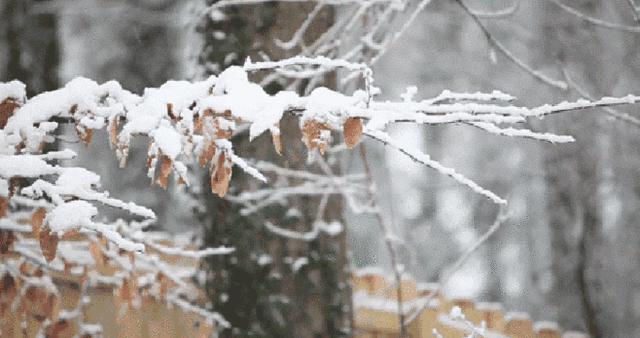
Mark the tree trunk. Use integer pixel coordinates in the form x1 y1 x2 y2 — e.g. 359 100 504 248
2 0 60 94
196 3 349 337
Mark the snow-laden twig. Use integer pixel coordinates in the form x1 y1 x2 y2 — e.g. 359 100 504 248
562 68 640 129
466 122 575 143
548 0 640 33
365 129 507 205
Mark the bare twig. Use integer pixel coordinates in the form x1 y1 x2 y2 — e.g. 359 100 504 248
453 0 568 89
548 0 640 32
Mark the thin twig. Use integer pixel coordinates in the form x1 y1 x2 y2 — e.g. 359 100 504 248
548 0 640 33
453 0 568 90
562 68 640 129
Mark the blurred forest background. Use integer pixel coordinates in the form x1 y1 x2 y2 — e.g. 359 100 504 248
1 0 640 337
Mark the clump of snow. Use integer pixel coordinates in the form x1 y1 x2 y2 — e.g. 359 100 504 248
303 87 363 127
0 80 26 102
0 155 59 178
151 120 183 159
56 167 101 191
46 200 98 233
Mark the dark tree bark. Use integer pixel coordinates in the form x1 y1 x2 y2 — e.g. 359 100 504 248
196 3 350 337
2 0 60 95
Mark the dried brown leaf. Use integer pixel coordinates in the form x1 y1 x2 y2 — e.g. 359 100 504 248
39 227 59 262
89 240 107 271
156 155 172 189
0 197 7 219
31 207 46 239
343 117 363 149
211 151 232 197
108 116 119 148
0 98 19 129
272 132 282 155
199 141 216 167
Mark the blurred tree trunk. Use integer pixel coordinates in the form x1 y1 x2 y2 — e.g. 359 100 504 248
196 3 350 337
539 2 621 337
2 0 59 94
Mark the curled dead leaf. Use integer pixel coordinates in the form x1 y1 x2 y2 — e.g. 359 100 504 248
211 151 232 197
39 227 59 263
0 98 20 129
156 155 173 189
31 207 46 239
272 132 282 155
108 116 119 148
199 141 216 168
0 197 7 219
343 117 363 149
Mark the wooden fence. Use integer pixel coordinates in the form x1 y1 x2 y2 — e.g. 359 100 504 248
3 248 591 338
352 269 590 338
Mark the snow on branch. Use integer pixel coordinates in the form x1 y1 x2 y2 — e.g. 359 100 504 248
364 129 507 205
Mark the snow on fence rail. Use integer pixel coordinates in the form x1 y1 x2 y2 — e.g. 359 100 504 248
352 268 590 338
